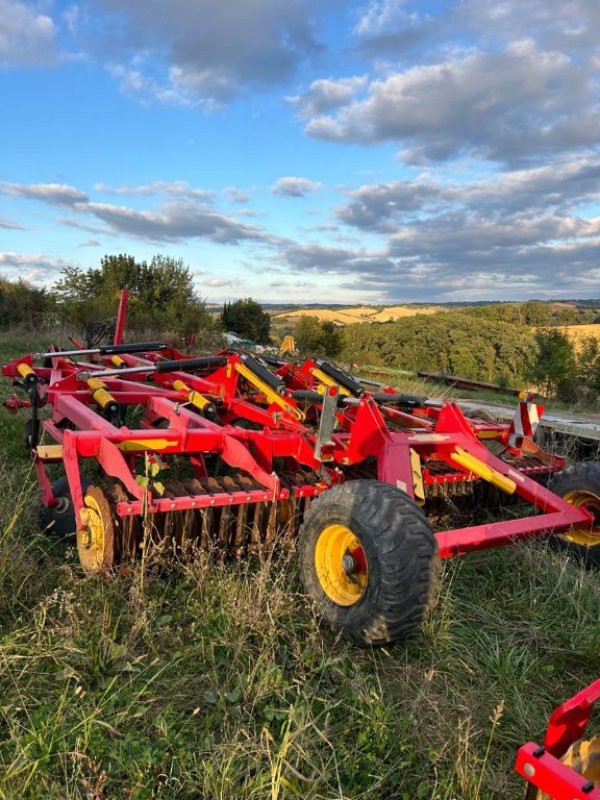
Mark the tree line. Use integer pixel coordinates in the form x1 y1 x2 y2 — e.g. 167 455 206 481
337 308 600 404
1 256 599 404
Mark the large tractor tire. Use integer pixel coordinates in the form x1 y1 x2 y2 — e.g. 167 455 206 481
298 479 438 646
39 476 90 538
548 461 600 567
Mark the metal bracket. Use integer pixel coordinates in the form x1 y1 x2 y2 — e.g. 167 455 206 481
314 387 338 461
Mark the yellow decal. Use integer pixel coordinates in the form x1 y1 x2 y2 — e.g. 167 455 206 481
35 444 64 459
118 438 178 452
410 448 426 502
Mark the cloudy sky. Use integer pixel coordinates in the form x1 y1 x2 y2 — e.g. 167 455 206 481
0 0 599 303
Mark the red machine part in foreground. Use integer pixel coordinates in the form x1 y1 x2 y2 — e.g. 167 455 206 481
516 679 600 799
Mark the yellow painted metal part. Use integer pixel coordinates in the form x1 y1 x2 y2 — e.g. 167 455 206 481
476 430 500 440
314 524 368 606
118 438 179 452
87 377 117 410
17 362 35 380
561 738 600 783
450 447 516 495
234 362 304 421
536 738 600 799
172 378 190 393
172 379 211 411
309 366 351 396
279 335 296 355
110 355 125 367
77 493 107 574
559 489 600 547
35 444 64 460
410 448 426 503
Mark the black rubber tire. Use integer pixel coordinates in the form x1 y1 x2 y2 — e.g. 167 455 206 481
468 408 496 423
39 476 91 538
548 461 600 567
298 479 438 646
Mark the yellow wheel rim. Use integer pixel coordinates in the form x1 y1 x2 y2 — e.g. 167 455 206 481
559 490 600 548
536 737 600 799
314 524 368 606
77 487 114 574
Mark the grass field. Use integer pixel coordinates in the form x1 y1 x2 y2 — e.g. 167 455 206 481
1 332 600 799
272 306 444 326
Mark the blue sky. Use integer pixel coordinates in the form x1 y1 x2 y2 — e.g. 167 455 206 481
0 0 599 304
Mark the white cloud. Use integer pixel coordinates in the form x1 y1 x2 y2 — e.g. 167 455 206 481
290 76 367 117
82 199 268 244
87 0 328 105
300 41 598 166
271 177 323 198
0 252 70 284
94 181 214 200
0 215 25 230
0 0 57 67
0 182 89 206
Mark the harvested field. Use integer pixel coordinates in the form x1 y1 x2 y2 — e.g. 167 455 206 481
558 323 600 348
273 305 444 326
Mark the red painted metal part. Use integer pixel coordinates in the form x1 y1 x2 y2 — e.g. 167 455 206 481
516 679 600 798
113 288 129 345
516 743 600 799
545 679 600 757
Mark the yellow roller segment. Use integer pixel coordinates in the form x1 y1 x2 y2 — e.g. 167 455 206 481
17 364 37 384
87 377 117 410
110 355 126 368
559 489 600 548
172 379 212 412
314 524 368 606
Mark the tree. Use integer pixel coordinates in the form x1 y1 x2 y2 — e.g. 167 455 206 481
527 329 576 397
338 310 537 385
52 254 213 340
577 337 600 386
221 298 271 344
0 278 49 330
294 316 342 358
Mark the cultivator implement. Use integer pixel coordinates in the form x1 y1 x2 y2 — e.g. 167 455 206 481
3 291 599 649
516 679 600 799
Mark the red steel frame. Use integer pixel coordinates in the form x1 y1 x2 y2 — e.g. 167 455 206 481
516 679 600 799
2 338 593 554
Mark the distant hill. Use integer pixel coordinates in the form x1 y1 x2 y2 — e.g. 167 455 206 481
272 305 446 326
